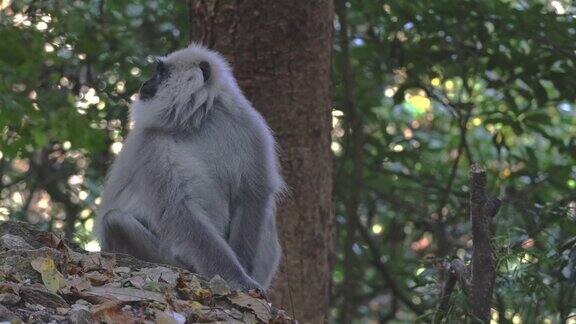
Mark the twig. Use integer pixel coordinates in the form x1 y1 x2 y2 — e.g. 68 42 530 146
434 124 467 257
434 261 458 323
449 259 470 297
353 219 424 316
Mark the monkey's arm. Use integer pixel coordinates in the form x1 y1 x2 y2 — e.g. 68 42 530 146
228 194 267 273
228 192 280 288
99 209 163 263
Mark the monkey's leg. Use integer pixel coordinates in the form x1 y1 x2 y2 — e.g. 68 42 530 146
100 210 163 264
228 194 281 289
159 202 263 292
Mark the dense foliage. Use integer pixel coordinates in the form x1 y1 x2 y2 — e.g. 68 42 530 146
1 0 574 322
0 0 187 244
332 0 575 322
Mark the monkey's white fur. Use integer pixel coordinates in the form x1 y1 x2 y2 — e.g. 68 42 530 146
95 44 283 291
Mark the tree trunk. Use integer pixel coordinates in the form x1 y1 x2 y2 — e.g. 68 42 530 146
188 2 334 323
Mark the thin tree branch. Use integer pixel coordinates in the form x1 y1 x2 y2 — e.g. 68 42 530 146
434 261 457 323
353 218 424 316
335 0 365 321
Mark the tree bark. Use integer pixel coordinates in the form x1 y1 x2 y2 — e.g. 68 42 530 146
469 165 499 322
188 2 334 323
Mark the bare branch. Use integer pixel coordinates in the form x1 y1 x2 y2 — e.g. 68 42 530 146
434 259 471 323
354 219 424 316
449 259 470 297
469 165 501 322
434 165 502 322
434 261 458 323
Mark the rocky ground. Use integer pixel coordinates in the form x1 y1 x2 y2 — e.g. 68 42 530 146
0 221 293 323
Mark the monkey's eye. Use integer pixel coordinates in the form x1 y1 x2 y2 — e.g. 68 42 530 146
151 58 168 81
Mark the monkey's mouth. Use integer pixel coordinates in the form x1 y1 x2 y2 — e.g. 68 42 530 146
139 80 157 101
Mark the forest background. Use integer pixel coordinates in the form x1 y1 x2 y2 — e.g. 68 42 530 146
0 0 575 322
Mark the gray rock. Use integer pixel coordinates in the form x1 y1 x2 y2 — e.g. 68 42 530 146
0 293 20 306
0 304 22 322
68 306 92 324
1 234 34 250
20 286 68 309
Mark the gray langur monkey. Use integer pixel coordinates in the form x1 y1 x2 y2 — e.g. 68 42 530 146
95 44 283 292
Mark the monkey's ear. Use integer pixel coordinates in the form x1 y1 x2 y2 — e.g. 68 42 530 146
199 61 210 82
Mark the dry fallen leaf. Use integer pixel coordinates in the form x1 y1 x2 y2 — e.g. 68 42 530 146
188 275 202 290
62 275 92 294
125 275 146 289
185 302 231 323
114 266 131 274
30 256 65 293
228 292 272 323
0 282 19 295
86 286 166 303
193 287 212 300
135 266 178 285
79 253 116 272
155 309 186 324
85 271 111 286
175 275 211 300
36 232 62 249
91 300 141 323
270 309 296 324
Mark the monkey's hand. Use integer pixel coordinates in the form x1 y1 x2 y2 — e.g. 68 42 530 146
156 198 267 298
230 274 264 292
226 275 266 299
244 280 268 300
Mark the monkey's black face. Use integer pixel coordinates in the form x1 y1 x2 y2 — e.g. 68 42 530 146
139 61 169 101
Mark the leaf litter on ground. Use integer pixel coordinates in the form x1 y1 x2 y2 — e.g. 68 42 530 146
0 221 294 323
